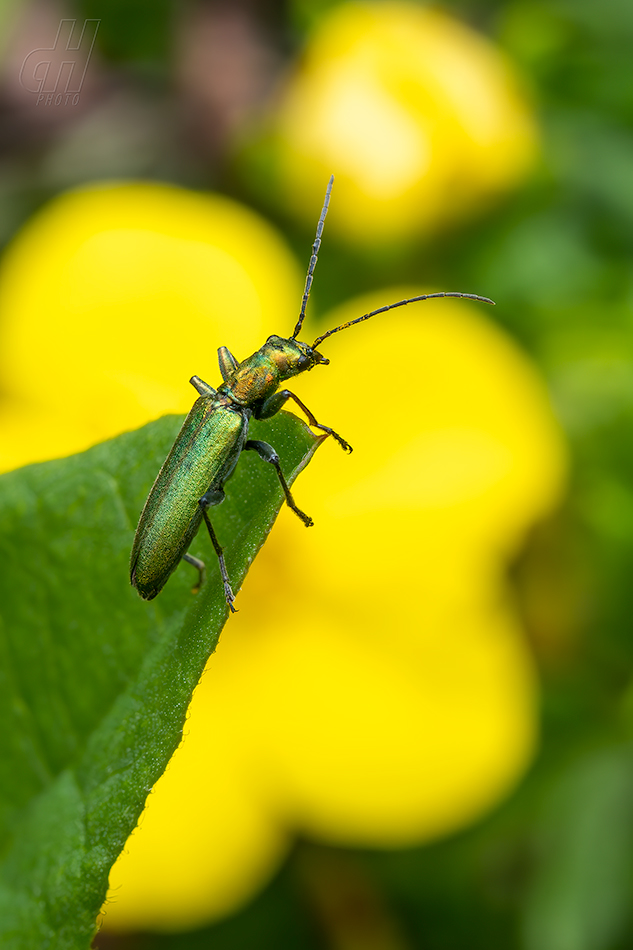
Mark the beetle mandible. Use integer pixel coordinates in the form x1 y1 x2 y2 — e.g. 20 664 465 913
130 176 494 610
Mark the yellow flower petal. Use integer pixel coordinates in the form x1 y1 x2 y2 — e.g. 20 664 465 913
253 2 538 240
0 181 301 471
203 599 537 845
104 678 289 932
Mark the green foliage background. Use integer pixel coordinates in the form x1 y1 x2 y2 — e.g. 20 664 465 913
3 0 633 947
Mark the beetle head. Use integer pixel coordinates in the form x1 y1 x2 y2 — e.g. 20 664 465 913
265 335 329 379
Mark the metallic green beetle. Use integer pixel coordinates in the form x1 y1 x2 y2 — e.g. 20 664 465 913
130 176 493 610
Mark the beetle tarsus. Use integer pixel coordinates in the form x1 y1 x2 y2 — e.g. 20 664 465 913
331 430 352 453
297 509 314 527
244 438 315 527
224 581 237 612
318 425 352 453
199 505 237 612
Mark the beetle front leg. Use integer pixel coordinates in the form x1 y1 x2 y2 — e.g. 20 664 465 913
199 488 236 612
244 439 314 527
255 390 353 453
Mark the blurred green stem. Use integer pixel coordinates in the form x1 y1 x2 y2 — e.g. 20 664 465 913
296 844 411 950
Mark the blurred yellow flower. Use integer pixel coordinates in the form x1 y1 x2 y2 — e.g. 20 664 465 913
0 183 566 934
103 297 566 931
0 181 301 473
243 2 538 242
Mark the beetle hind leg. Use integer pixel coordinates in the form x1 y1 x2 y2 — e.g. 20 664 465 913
183 552 206 594
199 492 237 612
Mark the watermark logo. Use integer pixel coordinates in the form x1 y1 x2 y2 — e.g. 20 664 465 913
19 19 100 106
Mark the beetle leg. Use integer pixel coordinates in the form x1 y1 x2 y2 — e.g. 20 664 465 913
255 390 353 453
244 439 314 527
190 375 216 396
199 489 236 612
183 552 206 594
218 346 239 381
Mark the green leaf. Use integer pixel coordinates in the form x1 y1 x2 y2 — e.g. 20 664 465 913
0 411 319 949
522 744 633 950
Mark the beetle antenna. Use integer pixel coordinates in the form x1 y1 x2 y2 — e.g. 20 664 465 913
311 292 496 348
292 175 334 340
